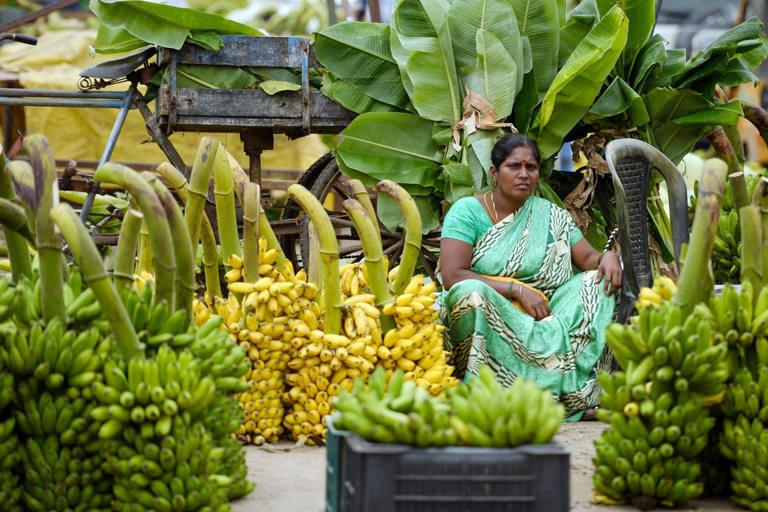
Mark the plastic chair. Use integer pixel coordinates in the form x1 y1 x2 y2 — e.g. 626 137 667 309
605 139 689 324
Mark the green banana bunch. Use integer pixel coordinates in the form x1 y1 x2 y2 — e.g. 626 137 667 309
708 282 768 353
120 282 194 352
0 361 21 512
105 417 231 512
606 301 729 400
712 210 741 285
333 366 564 448
719 415 768 510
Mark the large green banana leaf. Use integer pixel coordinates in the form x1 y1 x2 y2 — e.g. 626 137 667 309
314 22 410 109
446 0 524 95
534 5 629 158
646 88 743 164
378 193 441 233
644 49 686 90
90 0 260 53
464 29 518 120
586 77 648 127
336 153 433 196
630 34 668 91
558 0 597 67
320 74 402 114
391 0 462 124
336 113 442 188
508 0 561 98
440 163 475 204
596 0 654 58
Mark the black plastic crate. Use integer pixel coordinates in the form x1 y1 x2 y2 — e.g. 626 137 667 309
326 416 570 512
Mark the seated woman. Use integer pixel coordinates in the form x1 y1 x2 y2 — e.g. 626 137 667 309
440 134 622 420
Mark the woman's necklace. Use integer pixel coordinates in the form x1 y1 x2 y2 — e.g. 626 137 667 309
484 191 499 224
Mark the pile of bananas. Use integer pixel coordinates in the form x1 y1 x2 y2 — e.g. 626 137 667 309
333 366 563 447
194 242 322 446
381 274 458 394
592 296 729 508
0 359 21 511
713 210 741 284
634 276 677 310
282 293 381 444
708 282 768 509
340 261 370 298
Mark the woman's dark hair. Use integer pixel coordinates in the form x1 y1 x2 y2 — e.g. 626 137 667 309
491 134 541 169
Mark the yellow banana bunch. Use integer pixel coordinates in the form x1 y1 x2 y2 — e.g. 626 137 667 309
340 262 369 297
382 275 458 395
283 302 381 444
635 276 677 310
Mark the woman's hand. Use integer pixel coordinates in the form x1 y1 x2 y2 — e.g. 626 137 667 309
596 252 622 296
518 286 551 320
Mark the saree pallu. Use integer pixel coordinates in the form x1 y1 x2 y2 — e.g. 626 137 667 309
443 197 616 419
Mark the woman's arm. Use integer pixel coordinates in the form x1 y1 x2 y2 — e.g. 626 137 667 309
571 239 622 295
440 237 551 319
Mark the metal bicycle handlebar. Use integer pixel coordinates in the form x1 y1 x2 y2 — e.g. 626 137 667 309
0 33 38 45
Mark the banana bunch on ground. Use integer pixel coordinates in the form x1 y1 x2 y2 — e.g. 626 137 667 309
381 274 458 395
199 240 320 446
713 210 741 284
0 364 21 511
333 366 563 447
634 276 677 310
592 300 729 507
282 295 380 445
719 415 768 510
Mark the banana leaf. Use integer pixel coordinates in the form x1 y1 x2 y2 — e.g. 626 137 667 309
174 65 258 89
467 129 500 190
259 81 301 95
644 48 686 90
90 0 261 53
446 0 524 96
391 0 463 124
630 34 667 91
440 163 475 203
534 5 629 158
646 88 742 164
596 0 655 59
378 193 440 233
336 112 442 188
314 22 410 109
558 0 597 67
463 29 518 120
508 0 561 98
320 74 401 114
512 71 540 135
336 153 433 195
94 25 148 54
586 77 649 127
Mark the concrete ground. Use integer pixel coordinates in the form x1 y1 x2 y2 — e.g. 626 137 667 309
232 422 739 512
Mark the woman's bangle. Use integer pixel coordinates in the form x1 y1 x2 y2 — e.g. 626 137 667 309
507 282 523 300
507 281 515 299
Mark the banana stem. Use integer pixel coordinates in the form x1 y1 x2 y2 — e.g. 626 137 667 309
347 179 380 247
743 103 768 148
143 172 195 317
50 203 141 359
185 137 219 249
0 149 31 281
709 128 741 196
375 180 422 295
113 203 142 290
739 204 763 289
242 182 261 283
343 199 396 333
156 162 222 299
95 163 175 307
0 197 34 243
673 158 728 314
24 135 66 323
287 184 341 334
137 223 153 274
228 152 289 272
212 145 242 262
729 172 750 211
752 177 768 287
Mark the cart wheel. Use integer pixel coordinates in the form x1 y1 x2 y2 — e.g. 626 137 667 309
285 155 442 283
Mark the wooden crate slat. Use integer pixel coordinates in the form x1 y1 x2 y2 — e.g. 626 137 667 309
173 36 319 68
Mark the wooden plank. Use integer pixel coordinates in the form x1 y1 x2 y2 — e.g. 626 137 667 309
161 88 351 120
174 36 319 68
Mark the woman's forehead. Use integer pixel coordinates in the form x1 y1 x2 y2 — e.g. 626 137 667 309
503 147 536 162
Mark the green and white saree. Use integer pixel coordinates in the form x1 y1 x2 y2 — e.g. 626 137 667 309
441 196 616 419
